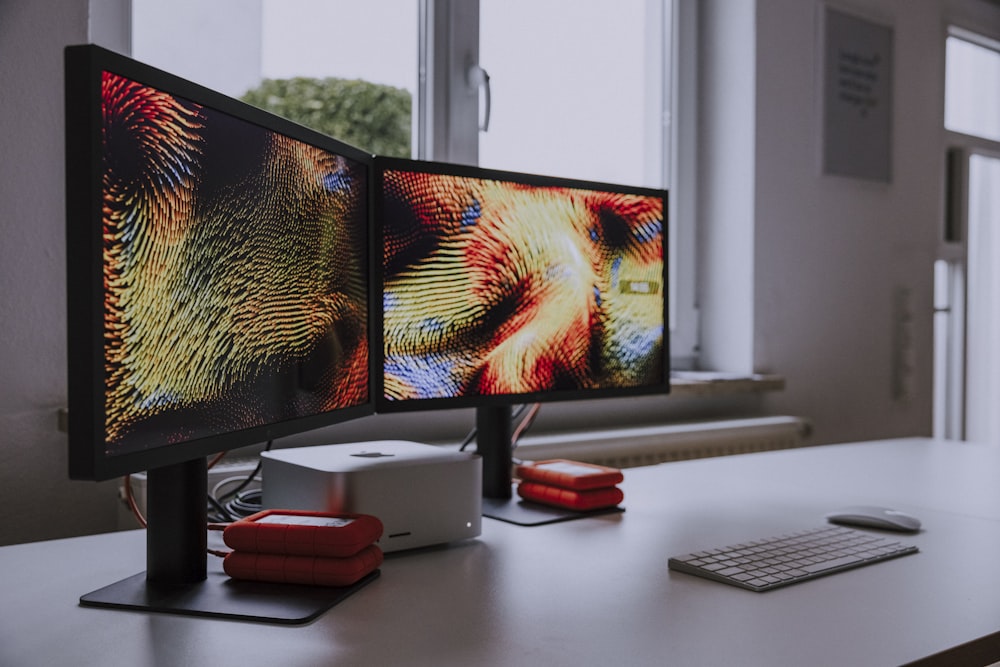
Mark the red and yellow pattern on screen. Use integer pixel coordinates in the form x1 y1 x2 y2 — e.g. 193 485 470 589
100 72 368 451
382 171 663 401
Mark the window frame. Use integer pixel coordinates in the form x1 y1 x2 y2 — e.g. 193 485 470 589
935 25 1000 440
123 0 700 371
420 0 700 369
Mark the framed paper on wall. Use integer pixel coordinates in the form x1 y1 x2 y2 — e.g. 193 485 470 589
821 5 894 182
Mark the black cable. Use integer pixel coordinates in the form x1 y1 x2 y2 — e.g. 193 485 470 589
458 424 478 452
205 440 273 524
207 493 236 523
225 488 263 519
216 440 273 503
510 403 540 466
457 404 536 453
511 403 540 445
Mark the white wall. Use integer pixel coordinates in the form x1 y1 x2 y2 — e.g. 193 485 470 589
700 0 1000 446
754 0 934 444
0 0 121 544
2 0 998 545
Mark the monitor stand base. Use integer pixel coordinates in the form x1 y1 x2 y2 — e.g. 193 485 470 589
80 567 379 625
482 493 624 526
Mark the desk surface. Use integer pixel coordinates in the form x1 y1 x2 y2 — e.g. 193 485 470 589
3 437 1000 667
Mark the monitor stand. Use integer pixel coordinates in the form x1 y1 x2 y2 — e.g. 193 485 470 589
80 459 378 624
481 493 625 526
476 406 625 526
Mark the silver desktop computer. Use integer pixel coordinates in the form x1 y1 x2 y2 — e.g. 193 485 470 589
261 440 482 552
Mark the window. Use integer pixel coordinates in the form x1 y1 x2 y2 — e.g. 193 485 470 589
130 0 696 367
447 0 695 364
478 0 665 188
963 154 1000 442
945 32 1000 142
132 0 418 157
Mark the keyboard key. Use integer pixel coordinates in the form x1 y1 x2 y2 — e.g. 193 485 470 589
801 554 865 573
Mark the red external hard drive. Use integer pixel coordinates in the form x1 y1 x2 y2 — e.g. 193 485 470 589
516 459 624 490
223 509 383 558
517 481 624 511
223 544 383 587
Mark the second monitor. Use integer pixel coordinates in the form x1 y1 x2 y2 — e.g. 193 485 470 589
374 157 670 522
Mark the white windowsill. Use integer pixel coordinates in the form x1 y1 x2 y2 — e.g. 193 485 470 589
670 371 786 397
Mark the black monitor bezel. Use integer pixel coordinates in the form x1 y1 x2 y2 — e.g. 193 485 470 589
372 155 671 415
65 44 376 482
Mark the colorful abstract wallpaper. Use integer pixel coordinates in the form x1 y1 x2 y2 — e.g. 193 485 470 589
100 71 369 454
381 170 664 402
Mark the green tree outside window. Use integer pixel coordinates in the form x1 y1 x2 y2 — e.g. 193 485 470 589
242 77 411 158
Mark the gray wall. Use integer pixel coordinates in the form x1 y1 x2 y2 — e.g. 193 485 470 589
0 0 118 543
747 0 1000 444
2 0 998 546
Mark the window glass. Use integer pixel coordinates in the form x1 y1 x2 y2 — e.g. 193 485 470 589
130 0 693 361
478 0 666 188
963 154 1000 442
945 35 1000 142
132 0 417 157
131 0 261 98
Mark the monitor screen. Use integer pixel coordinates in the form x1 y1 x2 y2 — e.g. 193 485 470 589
376 158 669 410
66 46 373 482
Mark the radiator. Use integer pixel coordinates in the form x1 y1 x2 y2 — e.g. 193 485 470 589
513 416 811 469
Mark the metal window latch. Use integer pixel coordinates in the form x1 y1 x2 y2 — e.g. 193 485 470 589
468 64 492 132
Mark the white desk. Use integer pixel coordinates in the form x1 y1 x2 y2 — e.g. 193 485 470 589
3 437 1000 666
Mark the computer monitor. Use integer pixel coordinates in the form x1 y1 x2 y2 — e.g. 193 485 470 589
64 44 374 622
374 157 669 523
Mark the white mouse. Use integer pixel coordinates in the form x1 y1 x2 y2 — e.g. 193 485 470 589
825 505 921 533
